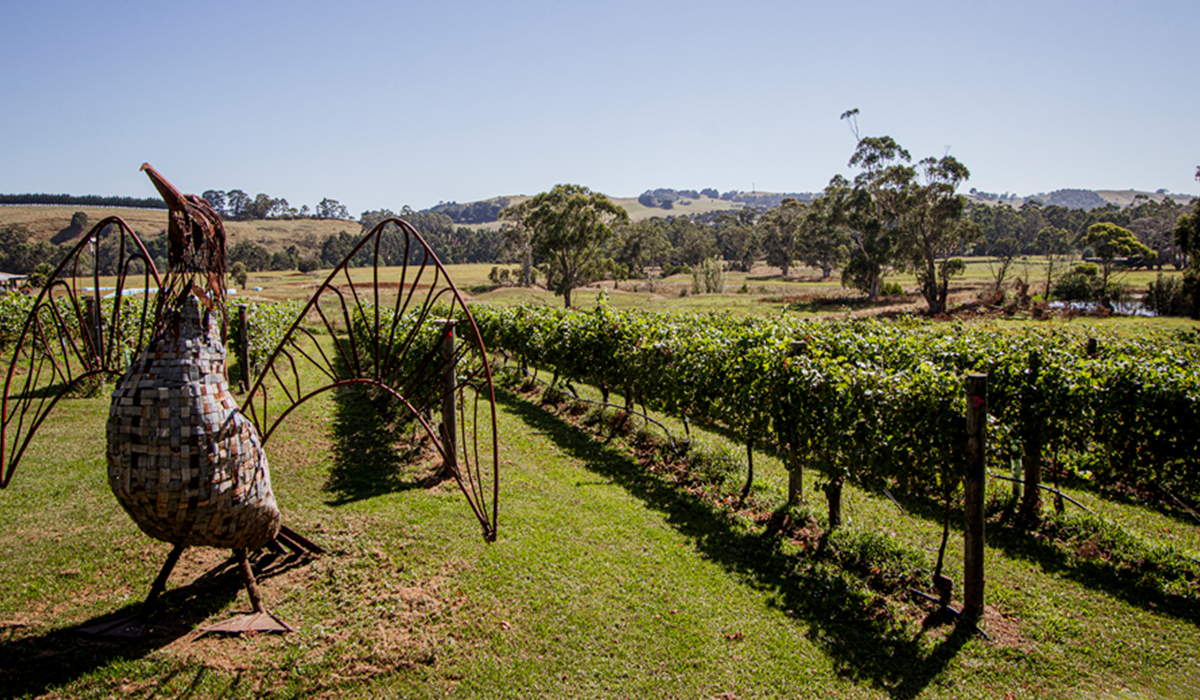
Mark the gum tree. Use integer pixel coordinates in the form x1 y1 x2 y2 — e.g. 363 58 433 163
500 184 628 307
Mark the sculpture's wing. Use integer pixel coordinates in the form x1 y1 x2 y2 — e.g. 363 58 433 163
0 217 161 488
242 218 498 541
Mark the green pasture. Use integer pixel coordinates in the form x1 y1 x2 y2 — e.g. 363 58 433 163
1 333 1199 697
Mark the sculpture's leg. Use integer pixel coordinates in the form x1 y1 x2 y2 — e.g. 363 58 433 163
198 549 293 635
143 543 186 609
238 548 266 614
75 543 185 638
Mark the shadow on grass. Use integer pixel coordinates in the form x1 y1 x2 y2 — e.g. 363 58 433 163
891 492 1200 628
0 551 305 699
323 383 448 506
499 390 971 700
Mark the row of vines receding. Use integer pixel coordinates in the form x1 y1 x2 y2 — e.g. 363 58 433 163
468 301 1200 508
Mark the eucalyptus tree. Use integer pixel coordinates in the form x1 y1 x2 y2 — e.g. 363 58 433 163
1035 226 1072 297
757 197 807 276
500 184 629 307
612 219 670 278
894 154 979 314
815 174 895 300
834 133 977 313
1084 222 1155 290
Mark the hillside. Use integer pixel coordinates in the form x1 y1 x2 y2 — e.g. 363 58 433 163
964 188 1195 210
0 205 359 257
2 184 1194 252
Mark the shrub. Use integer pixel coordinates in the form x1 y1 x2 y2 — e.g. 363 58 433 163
691 256 726 294
1143 273 1191 316
1053 263 1100 301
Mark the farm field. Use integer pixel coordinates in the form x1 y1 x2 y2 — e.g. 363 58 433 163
0 205 357 254
185 258 1186 326
1 205 1198 698
1 327 1199 698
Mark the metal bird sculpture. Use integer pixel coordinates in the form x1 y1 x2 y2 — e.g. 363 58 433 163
0 165 499 636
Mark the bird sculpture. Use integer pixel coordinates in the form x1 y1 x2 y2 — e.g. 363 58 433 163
0 165 498 637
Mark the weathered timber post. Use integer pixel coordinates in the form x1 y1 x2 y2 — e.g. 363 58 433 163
83 297 101 366
237 305 250 391
786 340 807 504
1019 351 1043 526
824 475 844 531
1086 337 1099 358
963 373 988 620
436 320 458 471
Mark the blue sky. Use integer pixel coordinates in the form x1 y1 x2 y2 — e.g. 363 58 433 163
2 0 1196 215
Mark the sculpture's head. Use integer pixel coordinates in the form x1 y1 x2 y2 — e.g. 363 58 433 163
141 163 228 325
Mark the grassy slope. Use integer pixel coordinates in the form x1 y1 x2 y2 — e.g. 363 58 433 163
0 195 747 249
0 206 357 260
1 360 1198 698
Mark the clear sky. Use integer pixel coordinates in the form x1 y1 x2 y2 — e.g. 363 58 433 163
2 0 1196 215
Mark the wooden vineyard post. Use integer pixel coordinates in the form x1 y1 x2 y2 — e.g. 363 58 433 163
83 297 101 366
786 340 807 504
963 373 988 620
1019 351 1042 526
237 305 250 391
437 320 458 470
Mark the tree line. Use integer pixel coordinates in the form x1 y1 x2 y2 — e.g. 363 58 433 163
2 141 1195 315
0 193 165 209
496 112 1199 315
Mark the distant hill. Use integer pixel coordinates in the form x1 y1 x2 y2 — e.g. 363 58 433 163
966 187 1194 210
4 185 1194 244
445 186 1195 224
0 205 356 260
424 189 818 228
0 193 166 209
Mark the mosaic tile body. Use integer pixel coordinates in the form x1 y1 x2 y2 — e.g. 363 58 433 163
106 296 281 549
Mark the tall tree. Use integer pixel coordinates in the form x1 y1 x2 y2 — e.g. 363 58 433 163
499 185 629 307
757 198 807 276
893 154 979 314
1174 182 1200 316
497 221 535 286
613 219 670 278
987 237 1019 293
1127 194 1186 269
1084 222 1155 290
316 198 350 220
225 190 250 220
1035 226 1072 297
229 240 271 271
201 190 227 216
838 131 977 313
816 175 895 300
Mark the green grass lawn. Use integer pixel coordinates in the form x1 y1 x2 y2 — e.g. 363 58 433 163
1 358 1198 698
2 253 1198 698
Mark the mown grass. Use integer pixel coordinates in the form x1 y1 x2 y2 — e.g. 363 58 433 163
2 350 1199 698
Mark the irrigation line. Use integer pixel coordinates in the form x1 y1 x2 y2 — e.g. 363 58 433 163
906 589 990 640
988 473 1096 515
882 486 908 516
1157 485 1200 525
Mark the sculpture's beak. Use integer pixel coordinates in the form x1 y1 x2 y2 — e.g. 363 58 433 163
140 163 188 212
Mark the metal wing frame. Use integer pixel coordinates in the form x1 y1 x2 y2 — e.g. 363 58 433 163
242 218 499 541
1 217 161 488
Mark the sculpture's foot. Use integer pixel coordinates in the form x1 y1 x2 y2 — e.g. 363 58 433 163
198 610 293 635
195 548 293 635
74 609 147 638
